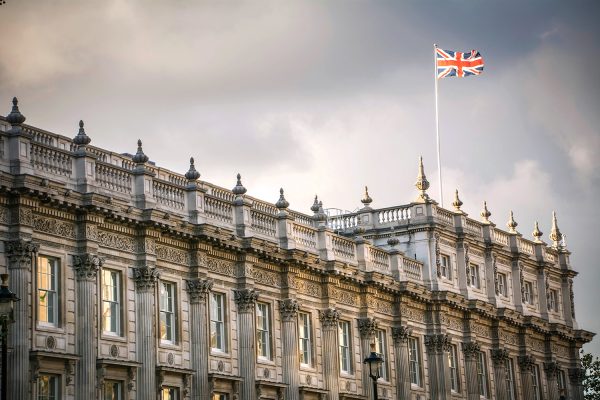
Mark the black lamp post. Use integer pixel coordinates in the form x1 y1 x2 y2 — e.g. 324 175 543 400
363 342 384 400
0 274 19 400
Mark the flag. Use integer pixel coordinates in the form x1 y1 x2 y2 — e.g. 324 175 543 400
436 48 484 79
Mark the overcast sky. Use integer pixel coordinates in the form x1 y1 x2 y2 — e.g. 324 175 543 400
1 0 599 354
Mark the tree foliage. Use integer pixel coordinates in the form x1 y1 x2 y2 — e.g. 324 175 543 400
582 350 600 400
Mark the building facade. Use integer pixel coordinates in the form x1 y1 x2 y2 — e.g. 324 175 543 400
0 98 594 400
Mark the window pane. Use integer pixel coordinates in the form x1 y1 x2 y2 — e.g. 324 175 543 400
38 374 59 400
104 380 122 400
37 257 58 325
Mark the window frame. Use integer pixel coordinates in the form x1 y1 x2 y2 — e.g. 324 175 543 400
103 379 123 400
338 320 352 374
441 254 451 280
101 269 122 336
256 302 273 361
408 337 422 387
532 364 542 400
505 358 516 400
548 289 558 312
476 351 489 398
298 311 313 368
469 263 481 289
523 281 533 304
159 281 178 344
37 373 60 400
448 344 460 392
161 386 179 400
497 272 508 297
374 329 388 381
210 292 227 353
37 256 60 327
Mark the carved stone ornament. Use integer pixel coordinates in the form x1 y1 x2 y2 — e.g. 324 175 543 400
434 233 441 278
133 266 160 291
73 254 104 281
518 355 535 372
5 239 39 269
186 278 213 303
392 325 412 344
569 278 576 318
462 341 481 359
519 263 525 300
491 348 510 365
425 333 452 352
319 308 341 330
464 243 471 286
544 362 560 378
358 317 378 339
65 360 75 385
127 366 136 392
234 289 259 313
492 254 499 295
568 367 584 385
279 299 300 322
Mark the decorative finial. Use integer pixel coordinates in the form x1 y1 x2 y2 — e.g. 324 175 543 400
6 97 26 126
314 200 327 222
132 139 149 164
452 189 463 212
275 188 290 210
507 210 518 233
361 186 373 208
480 201 491 223
185 157 200 181
72 119 91 146
311 195 320 213
387 237 399 247
549 211 563 248
415 156 430 202
232 173 247 196
532 221 543 243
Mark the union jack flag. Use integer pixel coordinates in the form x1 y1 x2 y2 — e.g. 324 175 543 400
436 48 484 79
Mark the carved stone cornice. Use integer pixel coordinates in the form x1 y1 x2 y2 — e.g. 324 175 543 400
392 326 412 344
425 333 451 352
5 239 39 269
491 348 510 366
544 361 559 378
518 355 535 372
279 299 300 322
73 254 104 281
462 341 481 359
319 308 341 331
133 266 160 292
234 289 259 313
358 318 378 339
186 279 213 304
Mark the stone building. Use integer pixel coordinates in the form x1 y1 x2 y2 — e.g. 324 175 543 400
0 97 594 400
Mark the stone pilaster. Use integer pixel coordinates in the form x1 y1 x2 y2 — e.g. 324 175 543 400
73 254 103 399
187 278 213 400
133 265 160 400
5 239 38 400
319 308 341 400
392 326 411 400
568 367 584 400
358 317 378 400
491 349 510 400
234 289 259 400
425 333 451 400
462 341 481 400
280 299 300 400
544 362 560 400
518 355 535 400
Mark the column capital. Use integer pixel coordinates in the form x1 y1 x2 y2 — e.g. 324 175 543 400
518 354 536 372
544 361 559 378
425 333 451 352
392 325 412 344
491 348 510 365
5 239 39 269
461 341 481 359
279 299 300 322
358 317 378 339
319 308 341 331
234 288 259 313
186 278 213 303
73 254 104 281
133 266 160 292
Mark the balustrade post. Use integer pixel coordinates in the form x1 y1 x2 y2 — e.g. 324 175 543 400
131 140 156 209
276 213 296 250
316 227 334 261
232 194 253 238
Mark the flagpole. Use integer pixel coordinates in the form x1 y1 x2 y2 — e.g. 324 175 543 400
434 44 443 207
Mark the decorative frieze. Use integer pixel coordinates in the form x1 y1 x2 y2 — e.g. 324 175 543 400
186 278 213 303
156 245 190 265
462 341 481 359
330 288 357 305
400 305 426 322
279 299 300 321
366 296 394 315
319 308 341 330
296 279 321 298
358 318 378 338
468 321 490 338
526 338 545 353
500 331 518 346
73 254 104 281
253 268 282 288
33 215 76 238
18 207 33 226
234 289 259 313
133 265 160 291
206 257 235 277
98 231 136 252
425 334 451 352
392 326 412 344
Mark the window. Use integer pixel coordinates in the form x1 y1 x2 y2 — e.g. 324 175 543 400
37 257 59 326
448 344 459 392
548 289 558 312
476 351 489 398
159 282 177 343
37 374 60 400
408 337 422 386
523 281 533 304
256 302 272 360
338 321 352 373
505 358 516 400
532 364 541 400
375 329 388 380
441 254 451 279
210 292 226 352
558 369 567 397
469 264 480 289
102 270 122 335
298 312 313 367
212 395 228 400
161 387 179 400
497 272 508 297
103 380 123 400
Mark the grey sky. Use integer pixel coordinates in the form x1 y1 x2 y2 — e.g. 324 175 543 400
1 0 599 353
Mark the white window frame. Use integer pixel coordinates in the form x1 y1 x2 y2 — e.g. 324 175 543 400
101 269 122 336
37 256 60 327
523 281 533 304
470 264 481 289
256 302 272 360
441 254 451 279
476 351 489 398
497 272 508 297
505 358 516 400
548 289 558 312
210 292 227 352
338 320 352 374
448 344 459 392
298 312 313 367
159 281 177 344
532 364 541 400
375 329 388 381
558 369 567 396
408 337 422 387
37 374 60 400
103 380 123 400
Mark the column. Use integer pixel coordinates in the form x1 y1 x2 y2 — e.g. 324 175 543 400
73 254 103 398
568 367 584 400
280 299 300 400
462 341 481 400
187 278 213 400
491 349 509 400
5 239 39 400
319 308 341 400
518 355 535 400
544 362 559 400
425 334 451 400
392 326 411 400
358 318 378 400
133 265 160 399
234 289 259 400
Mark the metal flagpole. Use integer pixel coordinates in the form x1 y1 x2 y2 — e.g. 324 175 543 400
434 44 443 207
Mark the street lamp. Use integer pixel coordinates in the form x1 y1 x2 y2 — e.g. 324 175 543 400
0 274 19 400
363 342 384 400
